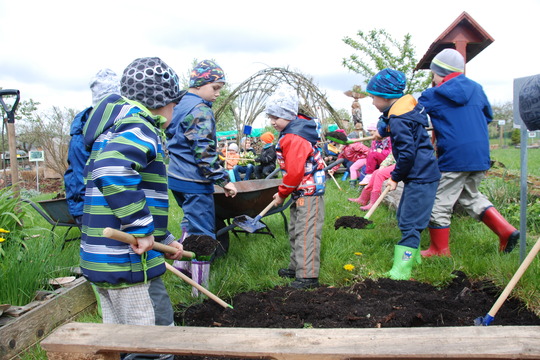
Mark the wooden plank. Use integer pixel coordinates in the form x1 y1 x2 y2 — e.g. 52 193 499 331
0 277 96 360
41 322 540 360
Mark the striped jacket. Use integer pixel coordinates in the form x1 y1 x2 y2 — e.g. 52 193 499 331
80 94 174 287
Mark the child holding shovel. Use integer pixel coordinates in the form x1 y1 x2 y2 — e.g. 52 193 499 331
80 57 185 360
266 83 326 289
367 68 440 280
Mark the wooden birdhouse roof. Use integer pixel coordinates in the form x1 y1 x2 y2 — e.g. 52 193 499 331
415 11 494 71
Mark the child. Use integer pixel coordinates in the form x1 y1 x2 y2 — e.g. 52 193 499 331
64 68 120 226
233 137 256 181
165 59 237 258
80 57 184 360
367 68 441 280
254 131 277 179
357 123 392 186
327 131 370 188
267 83 326 289
418 48 519 256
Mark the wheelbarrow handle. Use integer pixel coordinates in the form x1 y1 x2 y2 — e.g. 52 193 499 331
102 227 195 259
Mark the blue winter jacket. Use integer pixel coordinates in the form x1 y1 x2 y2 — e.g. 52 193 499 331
165 93 229 191
418 74 492 172
377 95 440 184
64 107 92 219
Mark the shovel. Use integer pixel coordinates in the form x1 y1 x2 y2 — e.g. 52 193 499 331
362 185 391 229
233 200 276 233
326 135 374 145
102 228 233 309
474 236 540 326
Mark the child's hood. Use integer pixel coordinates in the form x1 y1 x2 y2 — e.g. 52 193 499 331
83 94 149 150
432 74 474 106
388 94 429 127
280 115 320 145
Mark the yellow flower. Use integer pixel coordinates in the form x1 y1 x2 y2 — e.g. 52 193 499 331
0 228 9 234
0 237 5 243
354 252 362 256
343 264 355 271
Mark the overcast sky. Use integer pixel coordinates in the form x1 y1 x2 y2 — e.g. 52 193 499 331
1 0 539 126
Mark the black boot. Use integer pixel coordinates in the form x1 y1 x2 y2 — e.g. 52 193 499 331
278 268 295 278
290 278 319 289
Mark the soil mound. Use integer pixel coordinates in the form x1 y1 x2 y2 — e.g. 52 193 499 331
174 271 540 360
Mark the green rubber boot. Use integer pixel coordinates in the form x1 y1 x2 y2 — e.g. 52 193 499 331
349 179 358 189
385 245 418 280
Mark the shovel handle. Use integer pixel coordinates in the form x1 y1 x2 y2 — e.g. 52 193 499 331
364 185 391 220
164 263 232 309
487 236 540 318
257 200 277 220
102 227 195 259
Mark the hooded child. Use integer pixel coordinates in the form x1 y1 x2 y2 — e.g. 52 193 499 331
267 83 326 289
367 68 441 280
254 131 277 179
418 48 519 257
80 57 185 360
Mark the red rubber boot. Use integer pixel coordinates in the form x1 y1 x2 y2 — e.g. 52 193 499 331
481 207 519 253
421 227 451 257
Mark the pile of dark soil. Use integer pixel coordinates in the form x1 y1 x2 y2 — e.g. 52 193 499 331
182 235 219 257
173 271 540 360
334 215 373 229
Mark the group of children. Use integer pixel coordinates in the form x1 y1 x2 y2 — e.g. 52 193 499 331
64 48 519 359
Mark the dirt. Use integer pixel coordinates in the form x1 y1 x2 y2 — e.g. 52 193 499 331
182 235 220 257
334 215 373 230
173 271 540 360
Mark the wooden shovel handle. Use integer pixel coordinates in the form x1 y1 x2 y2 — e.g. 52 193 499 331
487 236 540 318
364 185 391 220
165 263 232 309
102 227 195 259
257 200 277 219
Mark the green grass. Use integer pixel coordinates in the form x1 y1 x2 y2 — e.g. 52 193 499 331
491 147 540 176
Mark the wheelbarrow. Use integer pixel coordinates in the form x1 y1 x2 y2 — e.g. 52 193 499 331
213 178 293 240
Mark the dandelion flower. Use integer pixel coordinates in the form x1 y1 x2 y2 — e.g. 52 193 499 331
354 252 362 256
0 228 9 234
343 264 355 271
0 237 5 243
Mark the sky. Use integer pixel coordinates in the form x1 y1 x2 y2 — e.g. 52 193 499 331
1 0 539 127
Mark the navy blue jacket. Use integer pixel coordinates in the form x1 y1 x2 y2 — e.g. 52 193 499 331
64 107 92 218
419 74 492 172
377 95 440 184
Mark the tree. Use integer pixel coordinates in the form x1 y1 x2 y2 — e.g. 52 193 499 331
342 29 432 95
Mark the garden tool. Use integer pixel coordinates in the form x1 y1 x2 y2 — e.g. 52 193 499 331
233 200 276 233
322 158 342 191
326 135 374 145
102 227 232 309
102 227 195 259
361 185 391 229
474 236 540 326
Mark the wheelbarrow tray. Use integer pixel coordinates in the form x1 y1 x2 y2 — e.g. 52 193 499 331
213 179 282 219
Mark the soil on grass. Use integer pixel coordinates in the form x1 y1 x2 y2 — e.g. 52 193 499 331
334 215 373 230
173 271 540 360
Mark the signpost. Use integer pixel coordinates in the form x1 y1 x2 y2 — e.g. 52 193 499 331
29 150 45 191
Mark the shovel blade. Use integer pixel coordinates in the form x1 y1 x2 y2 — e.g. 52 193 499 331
474 314 494 326
233 215 266 233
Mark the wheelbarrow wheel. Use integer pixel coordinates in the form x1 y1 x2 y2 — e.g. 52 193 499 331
212 217 230 260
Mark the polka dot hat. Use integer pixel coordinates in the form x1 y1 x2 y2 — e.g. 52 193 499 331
121 57 182 109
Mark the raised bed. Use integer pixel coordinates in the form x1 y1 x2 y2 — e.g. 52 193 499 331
0 277 96 359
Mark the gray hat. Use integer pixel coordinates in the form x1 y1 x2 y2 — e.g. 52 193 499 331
430 48 465 77
228 143 239 152
90 68 120 106
265 83 298 121
120 57 182 109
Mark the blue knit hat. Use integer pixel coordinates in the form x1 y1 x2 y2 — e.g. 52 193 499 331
366 68 406 99
189 60 226 88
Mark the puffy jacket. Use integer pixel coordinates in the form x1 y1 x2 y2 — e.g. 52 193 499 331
80 94 174 286
64 107 92 218
419 74 492 172
166 93 229 189
377 95 440 184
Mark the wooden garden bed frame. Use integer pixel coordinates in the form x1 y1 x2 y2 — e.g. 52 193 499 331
41 322 540 359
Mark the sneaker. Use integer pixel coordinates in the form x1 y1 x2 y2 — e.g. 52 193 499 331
278 268 296 278
290 278 319 289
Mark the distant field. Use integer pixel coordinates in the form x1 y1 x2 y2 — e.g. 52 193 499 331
490 147 540 177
